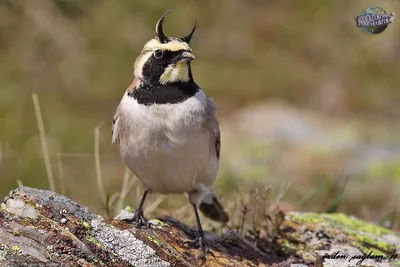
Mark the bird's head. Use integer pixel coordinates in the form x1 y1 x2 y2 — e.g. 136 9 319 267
134 11 197 85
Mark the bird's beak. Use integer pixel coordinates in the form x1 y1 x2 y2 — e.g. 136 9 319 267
179 51 195 62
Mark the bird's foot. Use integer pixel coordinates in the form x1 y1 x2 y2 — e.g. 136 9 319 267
181 235 214 260
124 211 147 228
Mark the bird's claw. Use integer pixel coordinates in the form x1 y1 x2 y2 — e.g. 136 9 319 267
181 236 214 260
124 211 147 228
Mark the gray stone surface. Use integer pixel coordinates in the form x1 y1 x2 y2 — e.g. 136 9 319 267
90 216 169 267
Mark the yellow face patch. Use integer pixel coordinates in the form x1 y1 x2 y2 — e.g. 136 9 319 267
143 38 191 52
134 38 193 81
159 62 189 84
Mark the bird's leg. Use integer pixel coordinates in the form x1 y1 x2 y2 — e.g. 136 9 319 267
193 203 206 258
182 204 213 260
126 190 148 227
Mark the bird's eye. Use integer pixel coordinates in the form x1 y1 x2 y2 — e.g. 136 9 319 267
154 49 164 59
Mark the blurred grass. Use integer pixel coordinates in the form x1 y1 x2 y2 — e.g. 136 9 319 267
0 0 400 229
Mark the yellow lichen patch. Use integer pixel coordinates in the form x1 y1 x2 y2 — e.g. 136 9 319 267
148 219 164 227
92 258 105 266
147 235 163 247
124 206 134 213
286 212 398 257
86 236 104 249
83 221 90 230
289 212 392 238
321 213 392 236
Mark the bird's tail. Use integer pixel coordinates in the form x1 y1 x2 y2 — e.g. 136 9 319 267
199 195 229 223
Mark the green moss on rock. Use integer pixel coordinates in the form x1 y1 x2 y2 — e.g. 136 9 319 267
284 212 400 266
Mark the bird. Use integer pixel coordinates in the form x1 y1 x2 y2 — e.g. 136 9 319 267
112 10 228 258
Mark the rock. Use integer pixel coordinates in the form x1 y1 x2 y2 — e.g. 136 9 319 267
0 187 399 266
284 212 400 267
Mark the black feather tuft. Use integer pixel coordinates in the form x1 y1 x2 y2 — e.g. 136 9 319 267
199 196 229 223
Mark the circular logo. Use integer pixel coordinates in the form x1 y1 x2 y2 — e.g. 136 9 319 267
356 6 395 34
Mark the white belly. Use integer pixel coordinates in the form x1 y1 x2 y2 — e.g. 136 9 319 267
117 91 218 194
123 129 216 194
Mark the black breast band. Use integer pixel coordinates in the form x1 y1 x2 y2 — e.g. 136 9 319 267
129 81 199 105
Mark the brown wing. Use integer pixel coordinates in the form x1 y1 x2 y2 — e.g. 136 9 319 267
204 97 221 161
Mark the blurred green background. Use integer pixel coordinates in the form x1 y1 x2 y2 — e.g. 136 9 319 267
1 0 399 230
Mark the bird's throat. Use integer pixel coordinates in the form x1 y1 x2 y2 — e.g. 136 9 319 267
159 62 191 84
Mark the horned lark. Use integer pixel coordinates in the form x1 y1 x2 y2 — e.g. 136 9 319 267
112 11 228 258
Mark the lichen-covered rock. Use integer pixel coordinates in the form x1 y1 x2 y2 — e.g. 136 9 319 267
0 187 305 266
281 212 400 267
0 187 399 266
0 187 169 267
